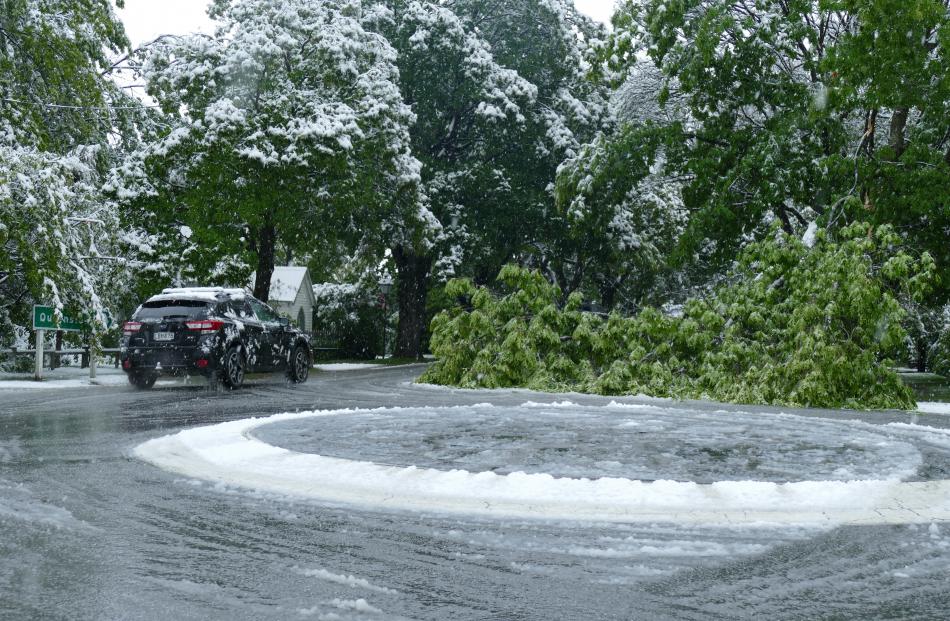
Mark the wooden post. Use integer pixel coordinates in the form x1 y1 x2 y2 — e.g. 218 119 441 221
89 336 97 383
34 329 44 381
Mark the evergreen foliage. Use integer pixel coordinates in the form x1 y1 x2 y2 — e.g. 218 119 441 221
422 224 935 409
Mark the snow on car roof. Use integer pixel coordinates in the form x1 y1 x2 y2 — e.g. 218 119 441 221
149 287 248 303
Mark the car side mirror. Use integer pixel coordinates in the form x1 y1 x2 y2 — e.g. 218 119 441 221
279 317 290 327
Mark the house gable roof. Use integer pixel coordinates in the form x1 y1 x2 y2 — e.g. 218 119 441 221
250 266 315 304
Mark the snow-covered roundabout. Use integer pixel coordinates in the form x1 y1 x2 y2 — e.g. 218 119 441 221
134 402 950 526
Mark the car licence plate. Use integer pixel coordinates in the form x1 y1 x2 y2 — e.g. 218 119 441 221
153 331 174 342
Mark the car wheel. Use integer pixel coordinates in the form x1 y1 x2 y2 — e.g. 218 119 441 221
286 344 310 384
222 345 245 389
129 371 157 390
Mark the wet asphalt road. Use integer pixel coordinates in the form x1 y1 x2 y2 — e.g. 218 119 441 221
1 366 950 620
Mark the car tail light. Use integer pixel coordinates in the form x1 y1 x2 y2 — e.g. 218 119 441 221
122 359 131 369
123 322 142 336
185 319 224 334
195 359 209 369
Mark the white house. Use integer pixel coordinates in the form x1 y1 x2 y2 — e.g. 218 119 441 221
249 266 316 332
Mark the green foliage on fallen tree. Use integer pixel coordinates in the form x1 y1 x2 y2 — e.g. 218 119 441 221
420 223 936 410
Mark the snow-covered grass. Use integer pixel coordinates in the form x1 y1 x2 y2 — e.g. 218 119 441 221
134 404 950 526
418 378 950 416
410 380 676 403
917 402 950 415
0 365 129 391
314 359 426 371
0 358 421 389
0 365 196 391
313 363 388 372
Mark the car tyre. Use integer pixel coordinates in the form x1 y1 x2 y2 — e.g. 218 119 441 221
286 344 310 384
129 371 157 390
222 345 245 389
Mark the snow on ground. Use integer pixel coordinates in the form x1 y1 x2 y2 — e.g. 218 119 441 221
0 360 406 389
0 366 131 390
313 363 388 372
0 479 89 529
0 365 197 390
409 381 676 404
134 404 950 526
293 567 398 594
917 402 950 415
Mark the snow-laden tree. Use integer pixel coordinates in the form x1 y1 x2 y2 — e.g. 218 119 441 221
0 0 129 151
543 52 696 311
115 0 424 302
0 0 142 343
602 0 950 303
0 146 135 334
553 127 686 310
364 0 611 357
598 0 852 272
447 0 612 278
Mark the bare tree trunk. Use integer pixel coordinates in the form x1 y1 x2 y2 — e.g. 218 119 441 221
862 108 878 156
392 245 432 360
858 109 879 214
253 217 276 302
888 107 908 159
776 208 795 234
598 279 617 311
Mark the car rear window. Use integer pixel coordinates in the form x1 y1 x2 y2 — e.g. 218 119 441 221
134 300 212 320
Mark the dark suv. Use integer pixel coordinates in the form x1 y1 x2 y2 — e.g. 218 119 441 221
120 287 311 389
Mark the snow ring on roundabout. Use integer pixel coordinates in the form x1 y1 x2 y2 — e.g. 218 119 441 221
134 405 950 526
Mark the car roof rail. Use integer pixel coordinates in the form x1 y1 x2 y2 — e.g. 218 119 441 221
159 287 249 297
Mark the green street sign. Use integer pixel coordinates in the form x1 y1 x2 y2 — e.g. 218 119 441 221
32 305 87 332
